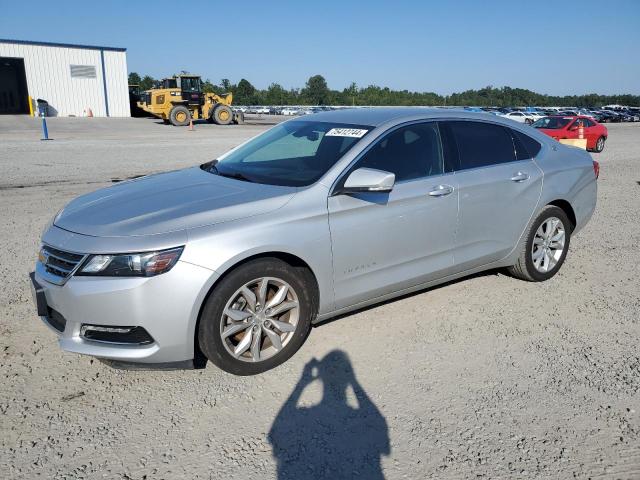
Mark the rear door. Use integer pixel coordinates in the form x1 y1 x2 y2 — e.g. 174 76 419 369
440 120 543 270
581 118 598 148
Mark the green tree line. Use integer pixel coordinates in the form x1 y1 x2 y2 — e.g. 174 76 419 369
128 72 640 107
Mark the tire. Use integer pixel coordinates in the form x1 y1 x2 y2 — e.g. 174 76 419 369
234 111 245 124
169 105 190 126
507 205 572 282
198 258 316 375
594 136 606 153
212 104 233 125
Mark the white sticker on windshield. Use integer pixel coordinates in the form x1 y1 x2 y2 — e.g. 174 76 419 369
325 128 368 138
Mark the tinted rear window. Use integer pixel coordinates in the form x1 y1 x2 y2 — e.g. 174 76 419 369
446 121 516 170
510 129 542 159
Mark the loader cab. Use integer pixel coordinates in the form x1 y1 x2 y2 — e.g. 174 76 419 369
160 77 177 89
176 75 203 105
128 84 141 97
137 90 151 108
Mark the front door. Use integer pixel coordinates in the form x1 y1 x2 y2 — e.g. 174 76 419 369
328 122 458 309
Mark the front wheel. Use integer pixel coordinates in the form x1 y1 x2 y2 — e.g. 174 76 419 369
212 104 233 125
198 258 315 375
507 205 571 282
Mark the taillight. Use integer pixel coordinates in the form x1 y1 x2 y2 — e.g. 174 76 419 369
593 160 600 179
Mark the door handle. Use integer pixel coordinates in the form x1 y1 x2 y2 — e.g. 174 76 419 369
510 172 530 182
428 185 454 197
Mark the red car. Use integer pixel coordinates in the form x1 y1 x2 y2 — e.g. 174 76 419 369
532 115 608 152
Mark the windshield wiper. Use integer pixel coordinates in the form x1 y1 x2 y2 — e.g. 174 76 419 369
201 159 254 183
200 159 219 174
217 170 254 183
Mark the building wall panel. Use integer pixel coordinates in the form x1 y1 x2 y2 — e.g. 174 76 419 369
0 41 129 117
103 50 130 117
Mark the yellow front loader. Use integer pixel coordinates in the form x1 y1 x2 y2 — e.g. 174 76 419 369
137 75 242 126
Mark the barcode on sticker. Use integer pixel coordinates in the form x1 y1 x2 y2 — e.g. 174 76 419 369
325 128 368 138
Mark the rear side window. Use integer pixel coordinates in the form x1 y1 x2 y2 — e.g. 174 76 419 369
356 122 444 182
446 121 516 170
510 128 542 159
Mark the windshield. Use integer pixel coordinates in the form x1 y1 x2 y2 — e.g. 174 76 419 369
206 121 372 187
532 117 572 129
180 77 201 91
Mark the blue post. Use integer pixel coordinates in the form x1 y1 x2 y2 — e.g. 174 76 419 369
41 115 51 141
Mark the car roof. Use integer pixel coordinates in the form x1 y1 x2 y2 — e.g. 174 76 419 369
290 107 531 127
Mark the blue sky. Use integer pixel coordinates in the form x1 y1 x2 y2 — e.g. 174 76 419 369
1 0 639 95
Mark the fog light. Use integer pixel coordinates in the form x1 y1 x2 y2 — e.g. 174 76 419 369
80 325 154 345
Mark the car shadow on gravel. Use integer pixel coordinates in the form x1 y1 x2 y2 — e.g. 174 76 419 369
268 350 390 479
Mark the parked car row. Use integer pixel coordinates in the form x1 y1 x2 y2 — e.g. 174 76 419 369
468 106 640 124
233 104 639 123
232 105 340 116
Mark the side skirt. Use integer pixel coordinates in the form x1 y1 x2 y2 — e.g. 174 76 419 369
313 258 511 325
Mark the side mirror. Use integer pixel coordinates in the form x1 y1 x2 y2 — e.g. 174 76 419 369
339 168 395 194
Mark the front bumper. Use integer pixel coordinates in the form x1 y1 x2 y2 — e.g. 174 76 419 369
31 260 218 364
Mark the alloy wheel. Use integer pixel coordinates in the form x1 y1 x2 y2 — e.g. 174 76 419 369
531 216 566 273
219 277 300 362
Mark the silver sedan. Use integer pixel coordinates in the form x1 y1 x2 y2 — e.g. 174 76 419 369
31 108 598 375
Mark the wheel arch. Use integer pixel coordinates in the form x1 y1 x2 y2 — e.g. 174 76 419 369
547 199 576 231
192 251 321 365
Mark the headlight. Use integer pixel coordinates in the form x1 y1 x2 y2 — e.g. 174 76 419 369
76 247 184 277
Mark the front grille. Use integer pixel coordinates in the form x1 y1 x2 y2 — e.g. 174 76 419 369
41 245 84 280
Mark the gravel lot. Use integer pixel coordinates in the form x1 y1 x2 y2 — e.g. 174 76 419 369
1 115 639 479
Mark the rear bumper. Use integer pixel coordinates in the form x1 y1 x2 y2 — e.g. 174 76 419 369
31 261 218 364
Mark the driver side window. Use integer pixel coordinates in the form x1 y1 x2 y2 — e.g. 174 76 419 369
356 123 444 182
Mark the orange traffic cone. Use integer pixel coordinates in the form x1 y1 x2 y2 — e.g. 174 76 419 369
188 118 194 131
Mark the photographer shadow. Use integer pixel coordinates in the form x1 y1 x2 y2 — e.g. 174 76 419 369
268 350 390 479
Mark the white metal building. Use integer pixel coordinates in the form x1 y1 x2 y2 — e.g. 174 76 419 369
0 39 129 117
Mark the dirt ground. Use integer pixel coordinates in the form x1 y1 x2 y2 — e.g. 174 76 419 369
1 115 639 479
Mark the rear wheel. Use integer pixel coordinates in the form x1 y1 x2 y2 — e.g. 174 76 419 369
169 105 191 126
594 136 606 153
212 104 233 125
198 258 315 375
507 205 571 282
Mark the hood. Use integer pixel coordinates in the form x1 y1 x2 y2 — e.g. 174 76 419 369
54 167 296 237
